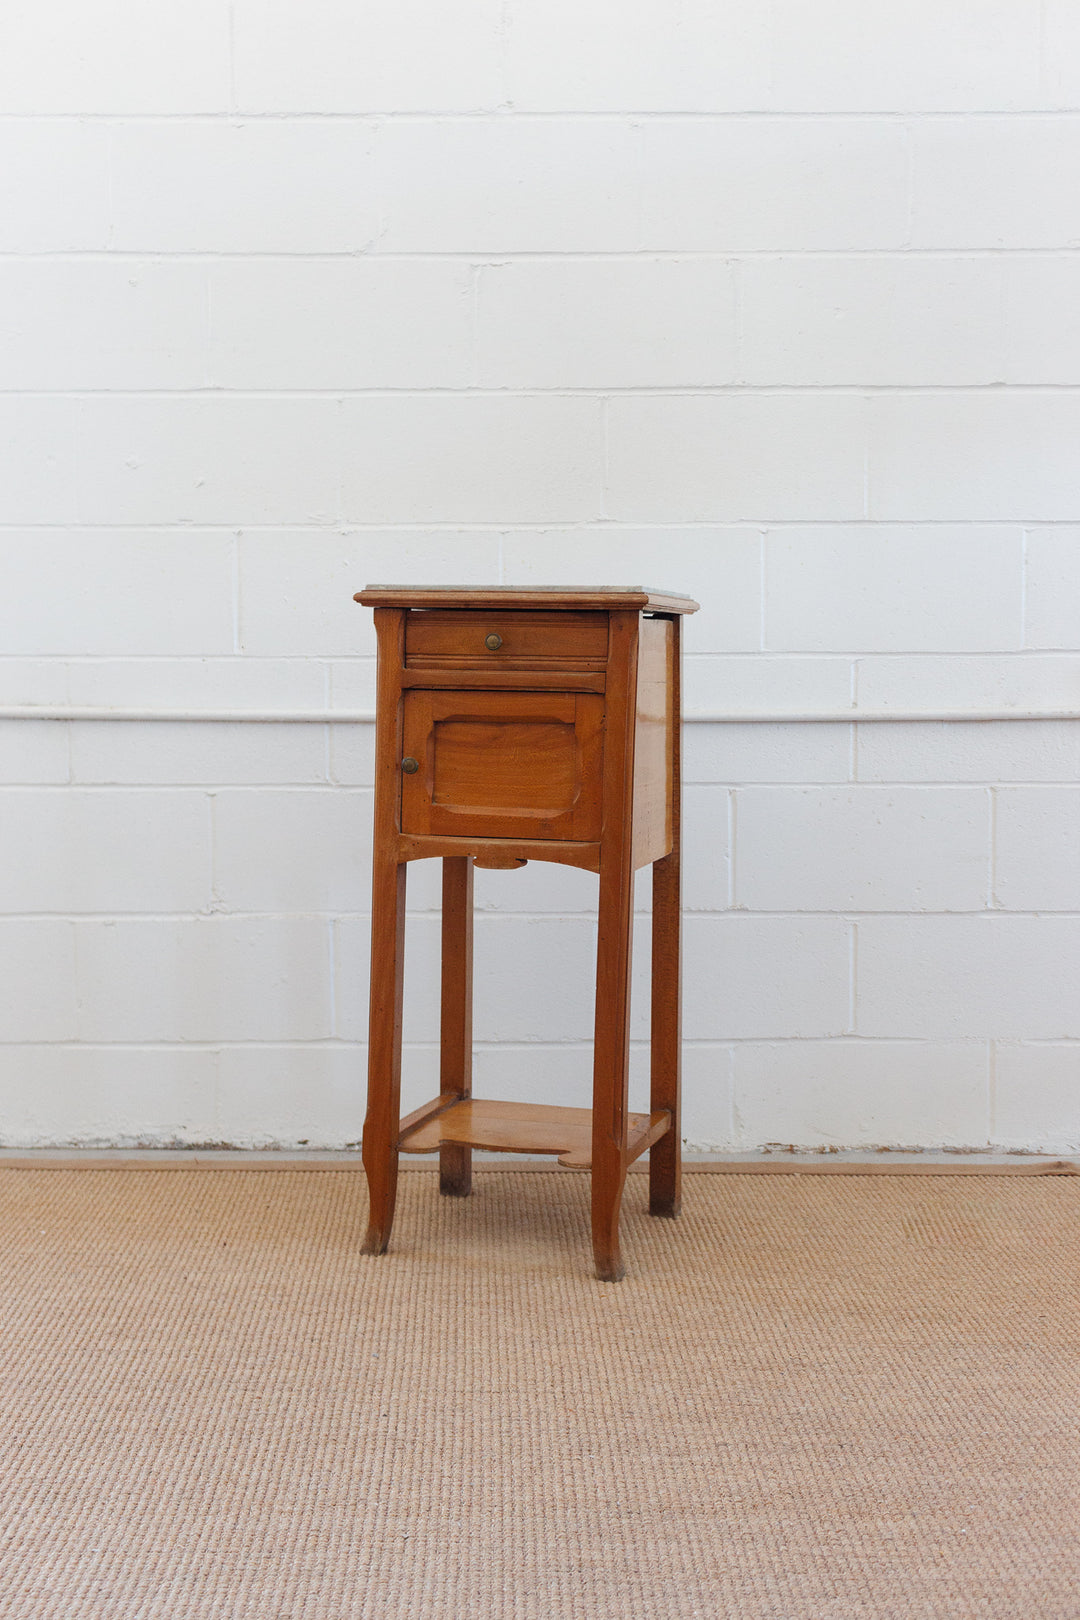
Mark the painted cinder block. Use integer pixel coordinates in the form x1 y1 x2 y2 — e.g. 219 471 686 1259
764 528 1023 653
732 1040 991 1151
0 121 110 250
2 1 1077 1156
474 917 602 1043
0 532 235 657
682 786 732 913
376 118 642 252
471 1043 598 1113
1041 0 1080 106
767 0 1040 112
741 258 1005 387
64 658 327 715
0 790 210 914
684 723 853 787
212 788 374 914
856 915 1080 1039
0 261 209 391
209 260 473 391
74 917 333 1043
912 116 1080 248
855 721 1080 785
477 258 737 389
994 787 1080 911
214 1046 364 1150
639 118 909 250
607 395 868 523
1004 260 1080 384
0 1048 220 1149
0 722 69 787
684 655 855 717
232 0 503 113
734 786 990 912
679 1046 737 1151
329 721 376 789
340 397 604 525
994 1042 1080 1152
868 393 1080 522
682 915 851 1039
328 662 377 713
70 722 329 788
1024 529 1080 650
503 0 770 112
0 0 230 114
0 661 69 709
854 654 1080 713
77 399 342 527
0 922 76 1042
0 400 78 525
109 121 379 253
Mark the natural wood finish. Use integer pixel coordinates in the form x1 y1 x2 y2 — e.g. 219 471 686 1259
439 857 474 1197
406 609 607 669
590 610 640 1282
401 689 604 842
649 615 683 1219
396 1091 462 1142
631 615 674 871
397 834 601 873
356 585 700 615
361 608 409 1255
358 586 696 1280
400 666 606 694
400 1098 670 1171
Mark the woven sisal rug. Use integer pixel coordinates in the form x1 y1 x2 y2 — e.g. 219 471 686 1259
1 1166 1078 1618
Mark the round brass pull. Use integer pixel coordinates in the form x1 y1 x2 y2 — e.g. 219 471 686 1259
401 757 419 774
484 632 503 651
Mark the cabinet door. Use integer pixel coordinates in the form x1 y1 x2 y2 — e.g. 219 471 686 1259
401 690 604 841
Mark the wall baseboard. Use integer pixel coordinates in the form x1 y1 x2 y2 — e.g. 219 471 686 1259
0 1148 1076 1174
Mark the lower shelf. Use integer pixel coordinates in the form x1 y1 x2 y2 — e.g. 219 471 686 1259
398 1098 671 1170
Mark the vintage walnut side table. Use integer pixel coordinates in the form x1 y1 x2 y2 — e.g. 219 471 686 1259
355 585 699 1281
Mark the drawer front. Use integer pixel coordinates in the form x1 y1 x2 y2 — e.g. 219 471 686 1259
401 690 603 842
405 610 607 670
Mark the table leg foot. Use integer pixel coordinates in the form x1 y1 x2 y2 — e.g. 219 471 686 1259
361 1146 399 1254
439 1143 472 1197
592 1153 627 1282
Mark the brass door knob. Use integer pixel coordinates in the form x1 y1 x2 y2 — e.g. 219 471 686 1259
484 632 503 651
401 757 419 774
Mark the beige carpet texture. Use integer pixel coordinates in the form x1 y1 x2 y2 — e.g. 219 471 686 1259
1 1166 1079 1619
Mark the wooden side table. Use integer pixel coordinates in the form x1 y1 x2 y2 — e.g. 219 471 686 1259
355 585 699 1281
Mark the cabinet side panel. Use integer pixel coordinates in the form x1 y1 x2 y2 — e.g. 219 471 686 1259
631 615 674 869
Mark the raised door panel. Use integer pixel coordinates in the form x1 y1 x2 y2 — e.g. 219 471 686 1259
401 690 604 841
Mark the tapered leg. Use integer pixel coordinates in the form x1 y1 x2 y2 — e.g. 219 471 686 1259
649 852 682 1217
439 856 474 1196
362 856 407 1254
591 859 634 1282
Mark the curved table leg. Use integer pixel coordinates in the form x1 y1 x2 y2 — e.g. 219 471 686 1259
362 855 407 1253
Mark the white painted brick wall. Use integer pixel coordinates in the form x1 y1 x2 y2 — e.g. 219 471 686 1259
3 0 1080 1153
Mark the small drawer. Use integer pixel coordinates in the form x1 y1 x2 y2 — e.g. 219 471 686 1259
405 610 607 670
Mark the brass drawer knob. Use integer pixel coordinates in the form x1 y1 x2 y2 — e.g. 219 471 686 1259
484 632 503 651
401 757 419 774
